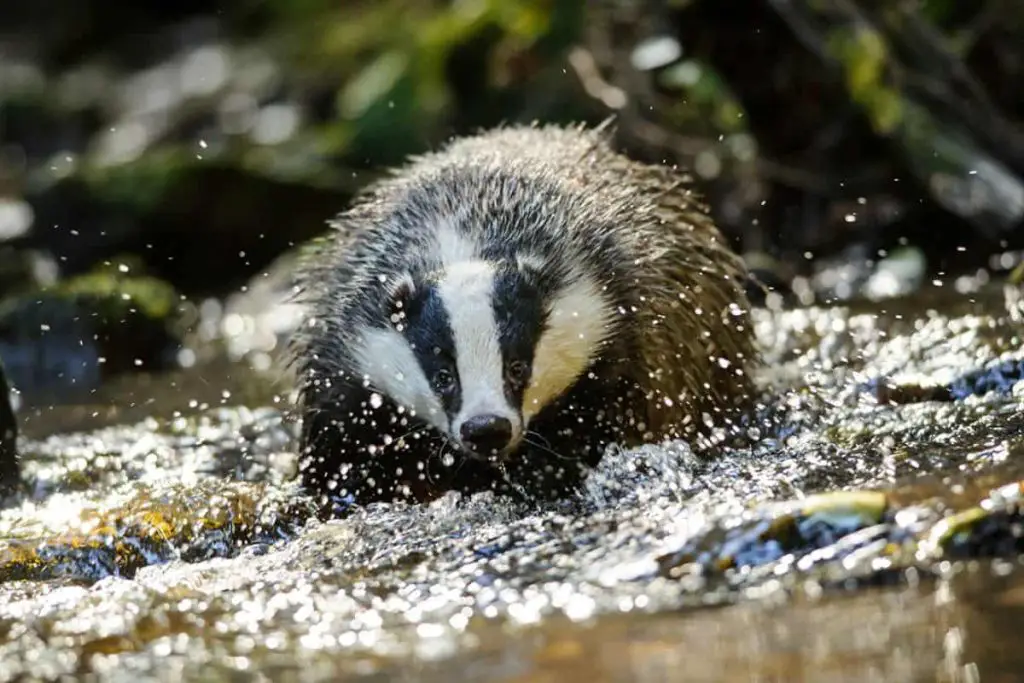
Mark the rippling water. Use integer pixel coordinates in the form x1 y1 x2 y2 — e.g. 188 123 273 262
2 287 1024 682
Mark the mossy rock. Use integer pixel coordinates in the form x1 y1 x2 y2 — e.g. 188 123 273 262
0 262 183 401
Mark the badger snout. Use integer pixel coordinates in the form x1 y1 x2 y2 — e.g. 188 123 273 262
458 413 519 460
460 413 528 462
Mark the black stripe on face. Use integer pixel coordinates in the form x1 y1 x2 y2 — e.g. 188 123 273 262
492 264 549 407
400 282 462 418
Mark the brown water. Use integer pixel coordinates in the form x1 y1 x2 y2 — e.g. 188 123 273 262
2 286 1024 682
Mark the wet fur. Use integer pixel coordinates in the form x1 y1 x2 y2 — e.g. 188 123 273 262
290 122 758 508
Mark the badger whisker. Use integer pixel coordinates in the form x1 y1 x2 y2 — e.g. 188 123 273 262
450 442 479 480
421 434 452 486
391 425 429 446
524 429 554 451
523 432 574 462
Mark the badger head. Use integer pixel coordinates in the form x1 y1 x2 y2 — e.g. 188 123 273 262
351 255 614 462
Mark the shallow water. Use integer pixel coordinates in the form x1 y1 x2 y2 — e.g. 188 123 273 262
2 286 1024 682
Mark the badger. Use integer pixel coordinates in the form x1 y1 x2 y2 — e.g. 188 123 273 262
290 122 758 508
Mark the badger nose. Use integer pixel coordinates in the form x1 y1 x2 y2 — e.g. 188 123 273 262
460 414 513 456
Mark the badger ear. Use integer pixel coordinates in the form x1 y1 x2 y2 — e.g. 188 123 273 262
385 272 417 327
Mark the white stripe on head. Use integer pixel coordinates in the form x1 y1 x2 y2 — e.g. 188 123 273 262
522 273 613 423
436 260 523 445
351 326 447 432
434 218 478 265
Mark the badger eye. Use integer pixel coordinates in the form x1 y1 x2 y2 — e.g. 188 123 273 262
506 360 530 387
432 368 457 395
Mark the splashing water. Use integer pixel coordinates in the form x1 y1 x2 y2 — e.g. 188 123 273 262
2 287 1024 680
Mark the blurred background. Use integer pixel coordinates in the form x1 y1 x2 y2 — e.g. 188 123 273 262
1 0 1022 419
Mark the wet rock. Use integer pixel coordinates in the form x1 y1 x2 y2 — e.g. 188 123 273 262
872 380 954 405
951 358 1024 399
0 480 316 583
921 481 1024 560
0 263 183 401
872 357 1024 405
0 357 17 495
0 402 313 583
655 490 892 581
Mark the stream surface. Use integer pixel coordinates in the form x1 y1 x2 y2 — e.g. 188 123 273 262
2 286 1024 682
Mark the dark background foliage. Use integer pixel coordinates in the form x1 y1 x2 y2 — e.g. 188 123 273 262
1 0 1022 400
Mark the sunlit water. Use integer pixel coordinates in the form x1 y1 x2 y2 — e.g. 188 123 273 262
2 287 1024 682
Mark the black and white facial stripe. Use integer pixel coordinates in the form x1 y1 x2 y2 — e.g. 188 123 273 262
434 259 528 456
491 262 548 411
351 226 614 460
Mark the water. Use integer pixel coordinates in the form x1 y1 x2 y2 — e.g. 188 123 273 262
1 286 1023 682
